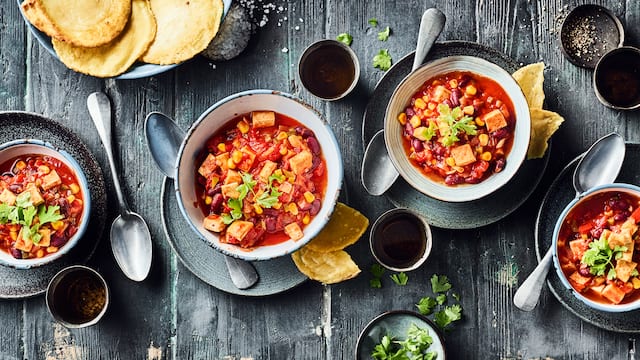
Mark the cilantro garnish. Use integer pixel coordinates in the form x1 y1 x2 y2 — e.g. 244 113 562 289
414 274 463 332
373 49 392 71
581 235 627 279
436 294 447 305
222 171 285 224
434 304 462 330
336 33 353 46
430 274 452 293
437 104 477 147
371 324 437 360
390 272 409 286
416 296 438 315
0 191 64 244
370 264 386 288
368 18 378 27
378 26 390 41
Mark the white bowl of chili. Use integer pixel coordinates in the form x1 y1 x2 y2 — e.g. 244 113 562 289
384 56 531 202
553 183 640 312
175 90 343 261
0 140 91 269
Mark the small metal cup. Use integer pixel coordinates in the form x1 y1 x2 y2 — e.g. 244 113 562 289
593 46 640 110
369 208 432 272
46 265 109 328
298 39 360 101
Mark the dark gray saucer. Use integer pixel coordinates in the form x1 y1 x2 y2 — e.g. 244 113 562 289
0 111 107 299
536 143 640 333
362 41 550 229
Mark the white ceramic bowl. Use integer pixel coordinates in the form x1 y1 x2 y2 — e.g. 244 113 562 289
553 183 640 312
384 56 531 202
175 90 343 261
0 140 91 268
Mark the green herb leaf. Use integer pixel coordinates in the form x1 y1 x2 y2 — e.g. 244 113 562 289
221 213 235 225
398 323 434 355
378 26 390 41
437 104 477 147
15 192 32 208
370 278 382 288
416 296 437 315
434 304 462 330
430 274 452 293
373 49 392 71
390 272 408 286
256 189 281 208
368 18 378 27
37 205 63 225
336 33 353 46
436 293 447 305
371 264 386 278
0 203 12 223
581 235 624 278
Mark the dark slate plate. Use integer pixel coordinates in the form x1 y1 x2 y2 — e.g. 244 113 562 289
0 111 107 299
362 41 550 229
160 178 307 296
536 143 640 333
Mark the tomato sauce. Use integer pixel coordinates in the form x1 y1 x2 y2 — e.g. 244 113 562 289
195 111 327 248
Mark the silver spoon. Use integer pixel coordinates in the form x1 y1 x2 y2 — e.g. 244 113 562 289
87 92 153 282
513 132 625 311
361 8 445 195
144 112 259 290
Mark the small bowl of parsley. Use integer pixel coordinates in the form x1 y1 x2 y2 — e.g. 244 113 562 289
355 310 446 360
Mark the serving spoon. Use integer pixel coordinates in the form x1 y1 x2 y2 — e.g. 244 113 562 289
87 92 153 282
361 8 445 196
513 132 625 311
144 112 259 290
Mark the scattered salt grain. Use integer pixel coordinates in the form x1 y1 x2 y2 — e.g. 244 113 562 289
294 25 300 31
281 47 289 53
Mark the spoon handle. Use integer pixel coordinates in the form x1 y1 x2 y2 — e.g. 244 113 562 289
87 92 129 212
412 8 446 71
513 248 553 311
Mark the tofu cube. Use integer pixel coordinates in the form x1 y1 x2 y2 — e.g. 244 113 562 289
237 146 257 172
221 182 240 199
198 154 218 178
483 109 508 133
38 228 51 247
258 160 278 182
602 284 626 304
203 214 226 232
21 183 44 206
224 169 242 185
289 150 313 175
432 85 452 103
226 221 254 242
252 111 276 128
14 228 33 252
41 170 62 191
569 239 588 262
0 188 17 206
615 259 637 282
568 271 592 292
215 152 230 171
278 181 293 194
450 144 476 166
284 222 304 241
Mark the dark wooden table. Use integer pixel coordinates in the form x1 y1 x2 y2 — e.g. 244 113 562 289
2 0 640 359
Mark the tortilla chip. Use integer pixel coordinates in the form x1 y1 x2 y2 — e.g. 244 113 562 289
21 0 131 48
527 108 564 159
52 0 156 78
141 0 224 65
305 203 369 253
291 247 361 284
512 62 545 109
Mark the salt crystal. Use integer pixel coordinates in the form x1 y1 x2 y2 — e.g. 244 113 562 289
294 25 300 31
281 47 289 53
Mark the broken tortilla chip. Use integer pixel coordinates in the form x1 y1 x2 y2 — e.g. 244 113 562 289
305 203 369 253
52 0 156 78
141 0 224 65
291 247 361 284
527 108 564 159
512 62 545 109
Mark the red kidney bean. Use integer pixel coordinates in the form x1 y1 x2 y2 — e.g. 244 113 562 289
210 193 223 212
492 128 509 139
262 208 279 217
405 107 415 117
404 123 413 137
295 126 314 138
298 200 312 211
8 184 21 193
591 227 603 239
411 139 424 152
66 226 78 238
450 89 461 107
442 99 452 107
579 266 591 277
306 137 320 155
58 198 69 215
51 234 67 247
309 199 321 216
609 199 630 211
445 174 464 185
494 158 506 173
465 177 481 184
614 211 631 221
10 248 21 259
264 217 277 232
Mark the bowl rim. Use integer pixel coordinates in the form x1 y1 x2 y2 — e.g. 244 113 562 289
0 139 92 269
174 89 344 261
383 55 531 203
552 183 640 312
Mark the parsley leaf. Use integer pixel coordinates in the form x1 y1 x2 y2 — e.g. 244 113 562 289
373 49 392 71
390 272 408 286
370 278 382 289
0 203 11 223
15 192 32 208
434 304 463 330
377 26 390 41
38 205 63 225
372 335 400 359
256 188 281 208
581 234 626 279
369 18 378 27
336 33 353 46
371 264 386 278
398 323 434 355
416 296 437 315
436 293 447 305
437 104 477 147
430 274 452 293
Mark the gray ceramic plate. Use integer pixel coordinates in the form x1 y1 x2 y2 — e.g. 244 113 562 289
362 41 550 229
355 310 447 359
160 178 307 296
536 143 640 333
0 112 107 299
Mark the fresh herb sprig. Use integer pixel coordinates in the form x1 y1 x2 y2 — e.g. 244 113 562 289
370 264 386 288
222 171 283 224
0 193 64 244
415 274 463 331
372 324 437 360
390 272 409 286
373 49 392 71
437 104 477 147
336 33 353 46
581 235 630 280
378 26 390 41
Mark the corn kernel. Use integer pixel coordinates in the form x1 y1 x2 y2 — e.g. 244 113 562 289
279 146 288 155
410 115 421 128
397 112 407 125
449 79 458 88
445 157 456 167
52 221 65 231
272 202 282 210
70 183 80 194
414 98 427 110
475 117 485 127
304 191 315 203
217 143 227 152
465 85 477 96
254 204 263 215
286 203 299 215
47 246 59 253
479 133 489 146
633 277 640 289
205 196 213 205
9 231 17 241
454 166 464 173
237 120 250 134
480 152 492 161
463 105 475 115
14 161 26 170
302 214 311 225
210 177 219 188
66 195 75 203
38 165 50 174
36 249 44 258
232 150 243 164
227 158 236 169
581 233 588 240
427 102 437 110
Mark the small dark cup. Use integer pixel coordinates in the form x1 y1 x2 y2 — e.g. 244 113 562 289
46 265 109 328
593 46 640 110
